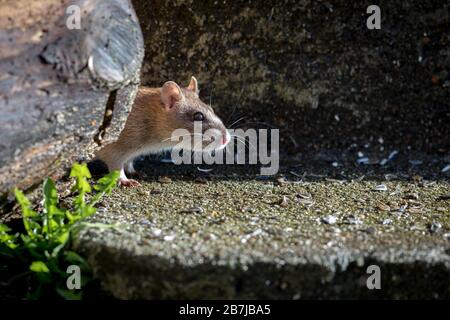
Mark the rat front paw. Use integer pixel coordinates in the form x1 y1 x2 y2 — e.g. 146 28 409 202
119 178 141 187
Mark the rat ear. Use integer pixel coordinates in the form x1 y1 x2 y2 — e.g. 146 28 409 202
161 81 183 109
187 76 199 95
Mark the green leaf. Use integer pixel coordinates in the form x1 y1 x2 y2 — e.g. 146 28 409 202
49 219 59 230
30 261 50 273
91 170 120 205
55 230 69 245
94 170 120 194
43 178 58 210
0 224 12 233
70 162 92 180
0 224 18 250
64 251 90 270
70 163 92 195
14 188 37 218
14 188 41 238
65 210 76 223
80 205 96 218
6 163 118 298
51 240 67 258
56 288 82 300
73 194 86 211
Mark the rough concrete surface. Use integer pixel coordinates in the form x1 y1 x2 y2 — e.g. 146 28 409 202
71 154 450 299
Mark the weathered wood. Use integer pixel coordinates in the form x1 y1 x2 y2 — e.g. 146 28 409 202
0 0 144 195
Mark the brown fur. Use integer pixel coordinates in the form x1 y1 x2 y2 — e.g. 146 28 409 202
96 80 227 175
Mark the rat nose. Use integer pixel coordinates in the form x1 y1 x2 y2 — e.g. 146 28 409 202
222 130 231 145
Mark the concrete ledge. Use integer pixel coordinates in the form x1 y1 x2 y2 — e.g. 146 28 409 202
72 159 450 299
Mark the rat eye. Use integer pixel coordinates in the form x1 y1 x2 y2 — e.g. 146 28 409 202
193 112 204 122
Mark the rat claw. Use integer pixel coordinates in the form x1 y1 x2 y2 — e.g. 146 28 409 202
119 178 141 188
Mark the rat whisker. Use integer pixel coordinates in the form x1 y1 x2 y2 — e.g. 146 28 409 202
233 121 277 129
233 138 254 153
209 88 213 107
228 116 246 129
229 134 258 152
226 88 245 123
232 138 249 150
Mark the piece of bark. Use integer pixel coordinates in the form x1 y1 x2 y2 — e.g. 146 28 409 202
0 0 144 196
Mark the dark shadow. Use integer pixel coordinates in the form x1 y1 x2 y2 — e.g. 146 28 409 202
125 149 450 184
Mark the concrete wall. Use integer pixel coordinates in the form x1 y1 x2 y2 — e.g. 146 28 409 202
133 0 449 155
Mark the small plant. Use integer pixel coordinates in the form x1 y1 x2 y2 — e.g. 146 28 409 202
0 163 119 299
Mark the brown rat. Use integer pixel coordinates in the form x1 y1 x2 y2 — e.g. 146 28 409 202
95 76 230 187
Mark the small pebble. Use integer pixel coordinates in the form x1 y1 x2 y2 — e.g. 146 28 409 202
163 234 176 241
408 206 424 214
357 157 370 165
207 233 217 241
382 219 392 225
158 176 172 184
295 193 311 199
279 196 289 208
184 206 204 214
404 193 419 200
409 160 423 166
277 177 288 186
373 184 388 192
344 215 362 225
376 202 391 211
321 215 337 225
365 227 376 234
152 228 162 236
194 177 208 184
429 222 442 233
384 174 397 181
138 189 149 196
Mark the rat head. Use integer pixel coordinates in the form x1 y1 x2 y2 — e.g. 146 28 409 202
160 76 230 152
